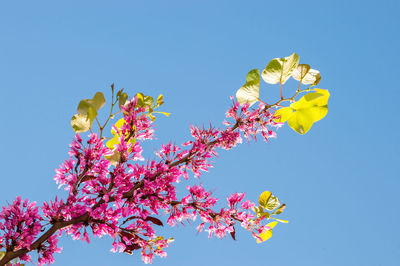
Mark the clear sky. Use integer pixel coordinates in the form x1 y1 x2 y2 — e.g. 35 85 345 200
0 0 399 265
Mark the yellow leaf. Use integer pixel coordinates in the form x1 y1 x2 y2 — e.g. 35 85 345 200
266 221 278 229
274 107 294 123
258 191 272 208
286 89 330 134
111 118 126 135
290 89 329 110
153 111 171 117
106 135 120 149
157 94 164 106
287 109 314 135
257 230 272 243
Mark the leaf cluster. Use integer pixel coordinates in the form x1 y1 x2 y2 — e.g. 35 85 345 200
70 85 170 165
235 53 329 134
253 191 288 243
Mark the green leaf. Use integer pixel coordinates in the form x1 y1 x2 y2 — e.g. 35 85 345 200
116 88 124 98
246 68 260 83
265 195 281 211
0 251 5 260
261 212 270 219
91 92 106 110
77 100 97 123
258 191 272 208
292 65 321 85
71 114 91 133
292 64 311 81
252 206 263 214
119 92 128 107
75 92 105 128
77 92 105 113
274 107 294 123
144 96 154 106
136 93 144 107
304 69 321 85
236 69 260 106
257 230 272 243
262 53 299 85
252 206 270 220
287 89 330 134
258 192 281 212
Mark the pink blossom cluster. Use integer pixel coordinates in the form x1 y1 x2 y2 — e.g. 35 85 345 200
0 196 42 262
36 235 62 265
0 96 281 265
120 97 155 141
225 97 279 141
167 188 267 241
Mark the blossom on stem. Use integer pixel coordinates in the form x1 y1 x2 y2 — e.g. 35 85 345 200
0 197 42 256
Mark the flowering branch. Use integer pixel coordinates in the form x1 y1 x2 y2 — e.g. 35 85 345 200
0 53 330 265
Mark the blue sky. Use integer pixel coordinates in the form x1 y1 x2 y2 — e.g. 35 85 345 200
0 0 399 265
